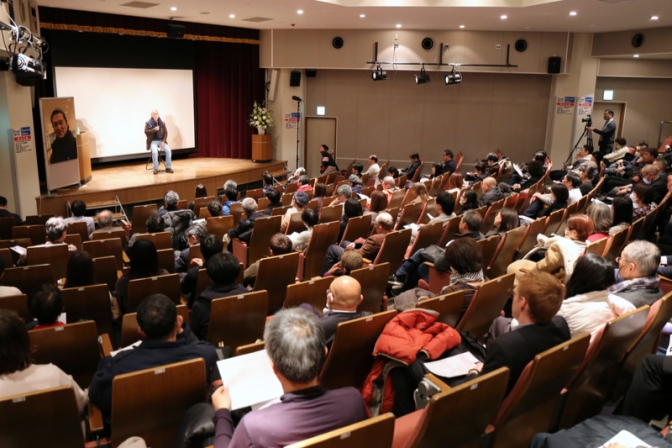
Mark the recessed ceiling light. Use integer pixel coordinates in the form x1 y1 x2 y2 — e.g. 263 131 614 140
200 11 209 15
170 6 176 11
500 15 507 19
229 14 235 18
459 25 465 28
569 11 577 16
651 16 659 20
396 24 402 28
297 9 303 14
359 14 365 18
633 54 640 58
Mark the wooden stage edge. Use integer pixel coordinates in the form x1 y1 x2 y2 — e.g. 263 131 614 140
36 158 288 216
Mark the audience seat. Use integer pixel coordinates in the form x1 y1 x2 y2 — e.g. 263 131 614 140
395 202 424 230
64 233 82 251
126 273 181 312
286 212 306 235
517 218 546 257
405 221 443 258
92 228 127 246
488 226 526 279
420 262 451 295
626 217 645 241
318 205 342 225
542 209 565 237
66 220 90 242
204 290 268 353
120 304 189 348
110 358 206 448
272 205 292 217
61 284 114 336
320 310 397 390
0 216 16 240
477 235 501 271
283 276 336 314
584 237 608 256
418 198 436 225
554 201 579 236
456 273 515 343
84 238 125 270
157 248 176 273
232 215 282 269
351 263 390 314
206 215 235 239
92 255 119 293
368 228 412 273
0 237 32 265
2 264 55 295
193 196 216 217
235 340 265 357
392 369 510 448
297 221 340 280
437 215 461 247
340 215 372 245
12 224 46 246
229 203 244 226
0 293 30 322
252 252 300 314
25 215 53 226
388 190 407 209
0 247 12 269
602 225 630 263
515 184 537 214
417 290 466 328
503 193 519 210
26 244 70 280
482 199 505 233
134 232 172 250
287 413 395 448
131 204 158 236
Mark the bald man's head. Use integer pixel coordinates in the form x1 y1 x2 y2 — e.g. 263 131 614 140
482 177 496 191
328 275 362 311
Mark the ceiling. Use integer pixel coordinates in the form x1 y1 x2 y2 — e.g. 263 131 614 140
35 0 672 33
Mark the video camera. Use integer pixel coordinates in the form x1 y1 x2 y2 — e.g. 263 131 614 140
581 114 592 127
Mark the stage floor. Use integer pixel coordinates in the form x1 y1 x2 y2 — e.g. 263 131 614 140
36 157 288 216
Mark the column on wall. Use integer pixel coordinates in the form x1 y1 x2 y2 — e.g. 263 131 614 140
545 33 599 169
268 69 306 170
0 72 40 217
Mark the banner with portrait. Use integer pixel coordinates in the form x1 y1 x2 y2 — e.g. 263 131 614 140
39 97 81 191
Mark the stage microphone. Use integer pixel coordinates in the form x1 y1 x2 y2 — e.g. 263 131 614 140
292 96 302 102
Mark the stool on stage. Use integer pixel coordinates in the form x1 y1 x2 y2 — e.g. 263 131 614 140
145 149 166 172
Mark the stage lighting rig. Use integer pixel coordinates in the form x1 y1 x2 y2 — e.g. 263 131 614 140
445 67 462 85
0 17 48 86
414 65 430 84
372 64 387 81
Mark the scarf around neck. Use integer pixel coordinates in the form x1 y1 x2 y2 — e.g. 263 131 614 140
450 270 484 285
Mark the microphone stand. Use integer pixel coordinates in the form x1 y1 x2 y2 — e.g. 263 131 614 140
294 99 301 171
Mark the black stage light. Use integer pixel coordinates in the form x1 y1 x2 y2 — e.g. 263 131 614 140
415 67 430 84
445 67 462 85
372 65 387 81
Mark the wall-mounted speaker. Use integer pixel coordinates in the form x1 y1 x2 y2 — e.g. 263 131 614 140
166 23 185 39
421 38 434 50
305 69 317 78
268 69 279 102
548 56 561 74
332 37 344 49
514 39 527 52
289 70 301 87
632 33 645 48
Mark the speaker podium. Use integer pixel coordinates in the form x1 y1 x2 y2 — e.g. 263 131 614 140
252 135 272 163
76 132 92 184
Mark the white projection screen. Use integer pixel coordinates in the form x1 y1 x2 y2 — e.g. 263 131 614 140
54 67 196 161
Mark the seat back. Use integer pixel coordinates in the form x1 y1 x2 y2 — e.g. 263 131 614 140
477 234 501 270
602 226 630 263
488 226 526 279
247 215 283 267
503 193 519 210
0 387 85 448
66 220 90 242
373 228 412 272
388 189 407 209
558 306 650 429
64 234 82 251
126 273 181 312
246 188 264 200
0 247 12 269
235 340 265 357
83 238 124 270
340 215 372 245
272 205 292 216
319 204 342 224
428 176 442 197
0 237 32 265
518 218 546 256
490 334 590 448
437 215 462 247
121 305 189 348
29 321 100 388
321 310 397 390
0 216 16 240
286 182 300 194
286 212 306 235
542 208 565 237
457 273 515 342
1 264 54 295
25 215 53 226
555 202 579 236
419 198 436 224
26 244 70 280
412 159 425 183
584 237 608 256
283 276 335 314
396 175 408 189
378 161 390 180
131 204 158 235
206 215 235 238
628 217 645 240
92 228 127 246
482 199 505 233
157 248 176 273
516 184 537 214
350 263 390 314
576 195 590 214
229 203 244 226
61 284 113 336
417 290 465 328
408 221 444 254
301 221 340 279
12 224 46 246
286 413 395 448
206 291 268 353
253 252 300 314
396 202 424 229
193 196 216 217
134 231 173 250
0 293 30 321
111 359 206 448
92 256 118 293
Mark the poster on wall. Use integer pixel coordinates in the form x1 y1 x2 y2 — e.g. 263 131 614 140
285 112 300 129
13 127 31 154
578 97 593 116
556 96 575 115
39 97 81 191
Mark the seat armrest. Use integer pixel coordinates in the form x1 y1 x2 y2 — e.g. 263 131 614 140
232 238 248 269
122 252 130 264
423 373 451 392
362 258 372 264
87 403 104 434
99 334 113 357
423 261 435 268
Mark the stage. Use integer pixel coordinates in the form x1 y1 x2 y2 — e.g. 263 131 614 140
35 158 288 216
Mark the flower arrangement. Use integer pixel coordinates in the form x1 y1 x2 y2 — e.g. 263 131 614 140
249 101 273 134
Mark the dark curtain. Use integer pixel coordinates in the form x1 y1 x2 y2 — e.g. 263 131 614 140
196 41 265 159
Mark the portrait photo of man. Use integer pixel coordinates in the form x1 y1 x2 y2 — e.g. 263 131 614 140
48 108 78 164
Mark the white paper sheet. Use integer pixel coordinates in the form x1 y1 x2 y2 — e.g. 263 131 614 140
513 163 524 177
217 350 284 410
404 223 420 232
10 245 26 256
110 340 141 357
598 430 650 448
424 352 480 378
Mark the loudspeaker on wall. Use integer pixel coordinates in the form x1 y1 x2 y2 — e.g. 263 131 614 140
548 56 561 74
305 69 317 78
290 70 302 87
166 23 186 39
268 69 279 102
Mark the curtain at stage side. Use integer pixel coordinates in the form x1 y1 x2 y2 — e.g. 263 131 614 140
196 41 265 159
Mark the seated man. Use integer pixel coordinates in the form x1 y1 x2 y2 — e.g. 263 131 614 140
550 144 594 181
41 217 78 252
441 149 457 175
26 284 64 330
89 294 218 425
262 173 274 197
158 190 180 217
399 152 421 180
465 162 489 184
175 223 207 273
0 195 23 225
411 190 455 238
64 199 95 237
321 212 394 275
297 175 313 192
181 234 224 307
190 252 248 340
563 172 583 205
207 201 223 218
227 198 266 246
0 257 20 297
478 177 503 207
243 233 293 288
280 191 309 233
334 184 353 208
365 155 380 177
285 167 306 189
222 186 240 217
263 188 284 215
509 150 546 187
381 176 398 203
603 146 658 194
464 270 570 394
324 250 363 277
611 241 663 307
92 210 116 233
126 213 165 250
211 307 368 447
288 208 318 252
349 175 363 195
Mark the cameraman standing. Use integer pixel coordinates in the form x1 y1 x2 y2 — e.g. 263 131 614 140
587 109 616 155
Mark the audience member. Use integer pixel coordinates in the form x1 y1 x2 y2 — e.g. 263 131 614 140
387 166 400 179
411 191 455 238
262 173 274 197
641 163 667 205
435 238 487 314
611 241 663 307
26 284 64 330
188 184 208 211
609 196 633 235
65 250 121 320
285 167 306 187
631 183 655 220
319 144 339 175
175 223 207 273
312 183 327 211
191 252 247 340
485 152 501 176
243 233 293 288
348 175 363 195
0 195 23 224
446 172 464 194
127 213 165 249
221 187 240 217
563 173 583 204
264 188 284 215
335 184 353 207
366 190 388 226
365 155 380 177
399 152 422 180
585 202 613 243
227 198 266 245
89 294 218 425
324 250 363 277
42 217 78 252
442 149 456 175
65 199 95 236
485 207 519 237
522 184 569 220
207 200 223 218
115 239 168 314
622 355 672 425
289 208 318 252
406 182 429 206
457 190 479 215
93 210 116 233
181 234 223 306
280 191 310 233
498 182 512 198
338 198 363 242
158 190 180 217
422 162 443 182
550 144 594 181
352 163 364 177
465 162 489 183
479 177 503 207
511 160 545 192
604 146 658 194
603 137 630 163
0 257 20 297
557 254 634 341
210 307 367 448
578 165 595 196
297 175 312 192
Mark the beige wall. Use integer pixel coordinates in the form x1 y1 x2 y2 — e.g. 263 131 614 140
595 77 672 147
593 26 672 58
305 69 552 168
598 58 672 79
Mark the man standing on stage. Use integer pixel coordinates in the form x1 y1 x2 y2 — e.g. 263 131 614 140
48 109 78 164
587 109 616 155
145 110 173 175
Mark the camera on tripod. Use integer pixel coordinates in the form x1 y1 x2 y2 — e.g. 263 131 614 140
581 114 592 127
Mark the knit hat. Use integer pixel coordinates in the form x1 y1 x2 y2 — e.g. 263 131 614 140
294 191 310 207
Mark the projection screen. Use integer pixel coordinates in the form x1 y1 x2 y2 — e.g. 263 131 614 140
54 67 196 161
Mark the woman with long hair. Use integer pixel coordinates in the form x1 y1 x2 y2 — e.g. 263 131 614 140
609 196 633 235
456 190 478 215
486 207 520 237
114 239 167 314
585 202 613 243
446 173 464 194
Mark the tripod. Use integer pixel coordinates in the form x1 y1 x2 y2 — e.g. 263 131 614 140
565 126 594 166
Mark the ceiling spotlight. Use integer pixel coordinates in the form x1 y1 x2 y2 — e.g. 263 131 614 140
396 24 402 28
500 15 507 19
170 6 177 11
651 16 659 20
459 25 465 28
229 14 235 18
445 67 462 85
569 11 577 16
372 65 387 81
297 9 303 14
360 14 365 18
633 54 640 58
415 66 430 85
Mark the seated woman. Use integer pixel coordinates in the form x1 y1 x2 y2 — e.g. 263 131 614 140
522 184 569 220
421 162 444 182
557 253 635 341
464 162 489 184
187 184 208 210
114 239 168 315
43 217 78 252
485 207 520 237
365 190 388 228
312 183 327 211
446 173 464 195
0 310 88 414
585 202 613 243
609 196 633 235
288 208 318 252
26 284 65 330
632 183 656 221
511 160 545 193
339 198 363 242
348 175 364 195
435 238 488 315
405 182 429 207
508 214 593 283
456 190 479 216
65 250 121 320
